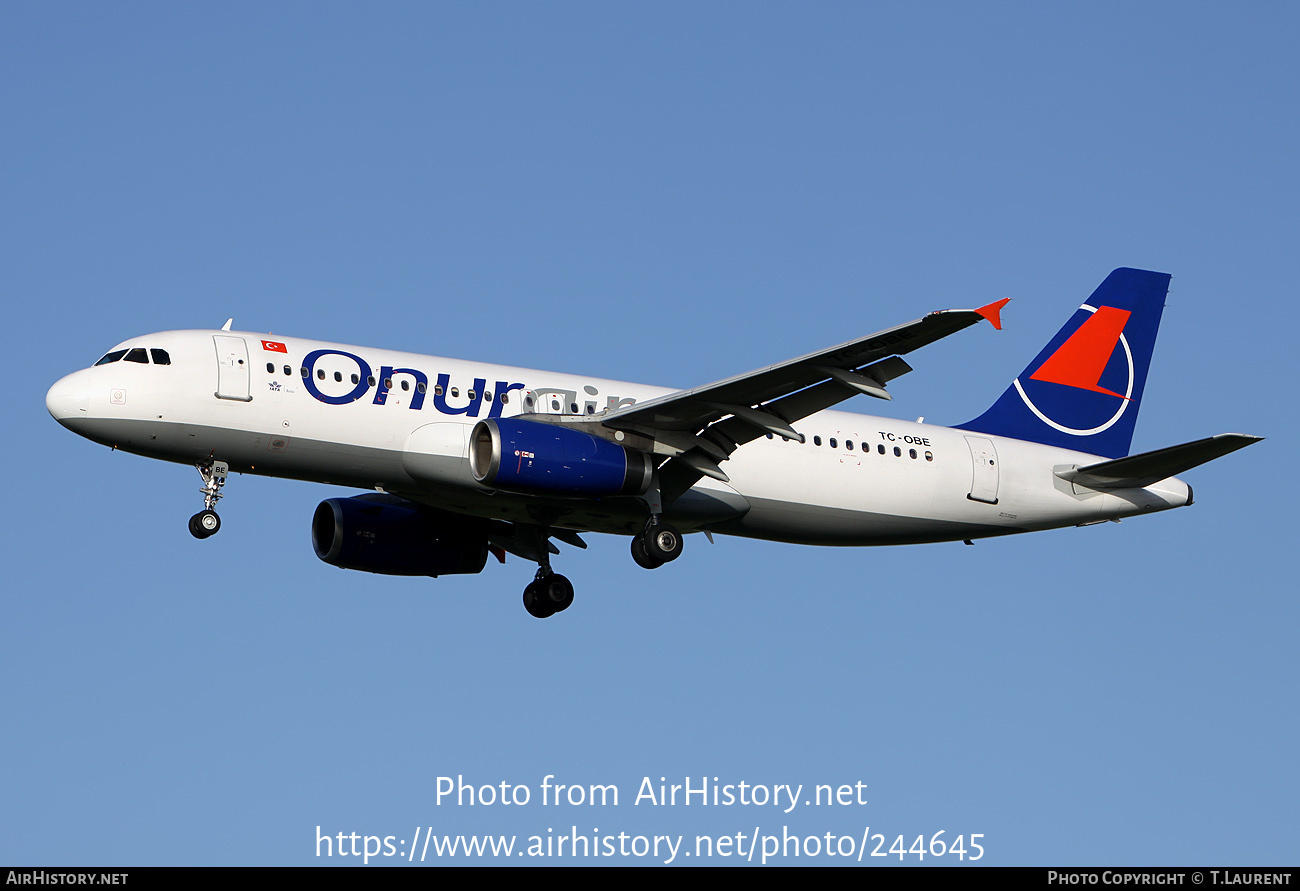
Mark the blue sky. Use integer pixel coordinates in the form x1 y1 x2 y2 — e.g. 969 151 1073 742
4 2 1296 866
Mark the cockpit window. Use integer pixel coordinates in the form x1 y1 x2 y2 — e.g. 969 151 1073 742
94 347 173 366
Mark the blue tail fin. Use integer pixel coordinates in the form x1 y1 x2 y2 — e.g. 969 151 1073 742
957 268 1170 459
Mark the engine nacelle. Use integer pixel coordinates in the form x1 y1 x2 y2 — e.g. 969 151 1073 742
470 418 654 497
312 494 489 577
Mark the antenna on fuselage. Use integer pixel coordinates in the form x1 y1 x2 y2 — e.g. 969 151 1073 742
221 319 233 331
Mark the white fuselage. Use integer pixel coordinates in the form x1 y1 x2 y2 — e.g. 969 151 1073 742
45 329 1191 545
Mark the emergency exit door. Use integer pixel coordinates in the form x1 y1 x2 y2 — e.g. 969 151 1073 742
964 435 999 504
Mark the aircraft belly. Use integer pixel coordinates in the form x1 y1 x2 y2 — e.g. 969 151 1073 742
72 418 414 488
715 497 1015 545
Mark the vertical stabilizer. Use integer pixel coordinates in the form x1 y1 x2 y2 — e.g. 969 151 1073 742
957 268 1170 459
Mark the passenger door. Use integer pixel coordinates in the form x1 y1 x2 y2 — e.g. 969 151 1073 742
213 336 252 402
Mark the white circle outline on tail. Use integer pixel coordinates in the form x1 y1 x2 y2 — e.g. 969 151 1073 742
1012 303 1134 436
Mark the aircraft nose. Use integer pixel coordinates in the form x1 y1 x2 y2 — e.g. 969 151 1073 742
46 369 91 427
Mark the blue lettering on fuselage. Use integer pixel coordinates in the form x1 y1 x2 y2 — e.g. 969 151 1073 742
433 373 486 416
300 349 616 419
302 349 370 405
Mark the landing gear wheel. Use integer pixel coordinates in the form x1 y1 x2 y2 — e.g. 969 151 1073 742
641 522 683 563
523 581 554 619
523 574 574 619
189 509 221 539
631 536 665 569
539 574 574 613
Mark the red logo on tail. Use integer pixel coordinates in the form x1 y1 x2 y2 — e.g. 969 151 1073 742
1029 306 1131 399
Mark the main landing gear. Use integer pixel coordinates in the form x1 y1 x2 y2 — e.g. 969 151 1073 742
188 460 228 539
630 519 683 570
523 570 575 619
519 518 684 618
521 527 575 619
629 480 683 569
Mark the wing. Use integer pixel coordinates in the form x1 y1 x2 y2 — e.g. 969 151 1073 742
602 299 1010 500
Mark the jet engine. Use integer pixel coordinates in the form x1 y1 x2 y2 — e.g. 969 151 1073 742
311 494 489 576
470 418 653 497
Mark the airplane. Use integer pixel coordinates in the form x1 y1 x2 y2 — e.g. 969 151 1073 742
45 268 1260 618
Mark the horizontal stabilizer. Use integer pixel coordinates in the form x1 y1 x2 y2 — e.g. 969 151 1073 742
1055 433 1263 490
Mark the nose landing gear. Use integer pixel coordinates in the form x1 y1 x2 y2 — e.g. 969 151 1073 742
188 460 228 539
189 509 221 538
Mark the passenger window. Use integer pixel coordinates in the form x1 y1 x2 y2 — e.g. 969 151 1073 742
417 382 426 393
351 374 360 384
893 447 902 457
846 440 854 450
570 403 578 413
500 393 509 404
452 388 460 398
334 371 343 383
401 380 410 391
317 369 326 380
150 349 171 365
467 389 475 399
266 362 275 373
830 438 837 448
435 385 444 396
925 451 933 462
95 350 127 366
813 436 822 446
909 449 917 459
878 444 885 455
284 365 291 376
368 376 376 387
124 348 148 363
300 367 308 378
